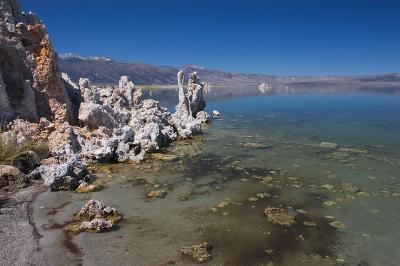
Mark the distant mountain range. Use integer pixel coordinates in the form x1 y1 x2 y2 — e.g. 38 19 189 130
57 53 400 86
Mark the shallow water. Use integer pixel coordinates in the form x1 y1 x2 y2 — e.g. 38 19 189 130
34 88 400 265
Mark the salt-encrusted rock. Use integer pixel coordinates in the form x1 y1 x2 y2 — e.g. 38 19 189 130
0 0 74 122
67 199 121 233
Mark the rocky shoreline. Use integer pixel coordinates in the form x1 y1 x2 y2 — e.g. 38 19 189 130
1 0 211 263
1 0 210 192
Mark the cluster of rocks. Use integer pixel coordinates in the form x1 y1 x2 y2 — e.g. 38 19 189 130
66 199 121 233
0 0 210 192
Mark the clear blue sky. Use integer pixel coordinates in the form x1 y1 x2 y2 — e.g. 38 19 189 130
20 0 399 76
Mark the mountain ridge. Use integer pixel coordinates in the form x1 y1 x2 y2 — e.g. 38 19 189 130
57 53 400 85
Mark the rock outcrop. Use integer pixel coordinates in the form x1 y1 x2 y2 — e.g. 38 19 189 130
0 0 73 123
1 0 210 192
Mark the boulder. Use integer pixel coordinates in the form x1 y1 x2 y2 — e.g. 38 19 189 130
0 165 29 191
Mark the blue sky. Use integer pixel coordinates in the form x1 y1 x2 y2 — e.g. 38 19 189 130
20 0 399 75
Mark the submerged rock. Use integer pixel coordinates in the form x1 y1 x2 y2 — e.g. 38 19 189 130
147 190 168 199
264 207 296 226
319 142 338 149
181 242 213 263
67 199 121 233
341 182 361 193
243 142 270 149
329 220 346 229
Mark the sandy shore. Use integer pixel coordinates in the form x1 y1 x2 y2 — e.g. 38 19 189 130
0 183 47 265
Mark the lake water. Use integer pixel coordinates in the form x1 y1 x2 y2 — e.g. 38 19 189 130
33 87 400 265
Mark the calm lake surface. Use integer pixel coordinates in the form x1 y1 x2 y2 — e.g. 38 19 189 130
34 87 400 265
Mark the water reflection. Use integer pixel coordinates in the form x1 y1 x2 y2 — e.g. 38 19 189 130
143 81 400 108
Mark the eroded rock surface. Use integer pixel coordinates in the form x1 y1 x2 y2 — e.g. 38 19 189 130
0 0 73 122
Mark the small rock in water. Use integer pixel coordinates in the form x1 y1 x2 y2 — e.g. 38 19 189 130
181 242 213 263
329 221 346 229
243 142 270 149
367 209 379 214
147 190 168 199
323 201 337 207
261 176 274 183
212 110 221 118
217 201 231 208
66 199 121 233
75 181 103 193
319 142 338 149
264 207 296 226
265 249 274 255
296 209 307 214
303 221 317 227
341 182 361 193
256 192 271 199
148 153 179 162
248 197 259 202
321 184 335 190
